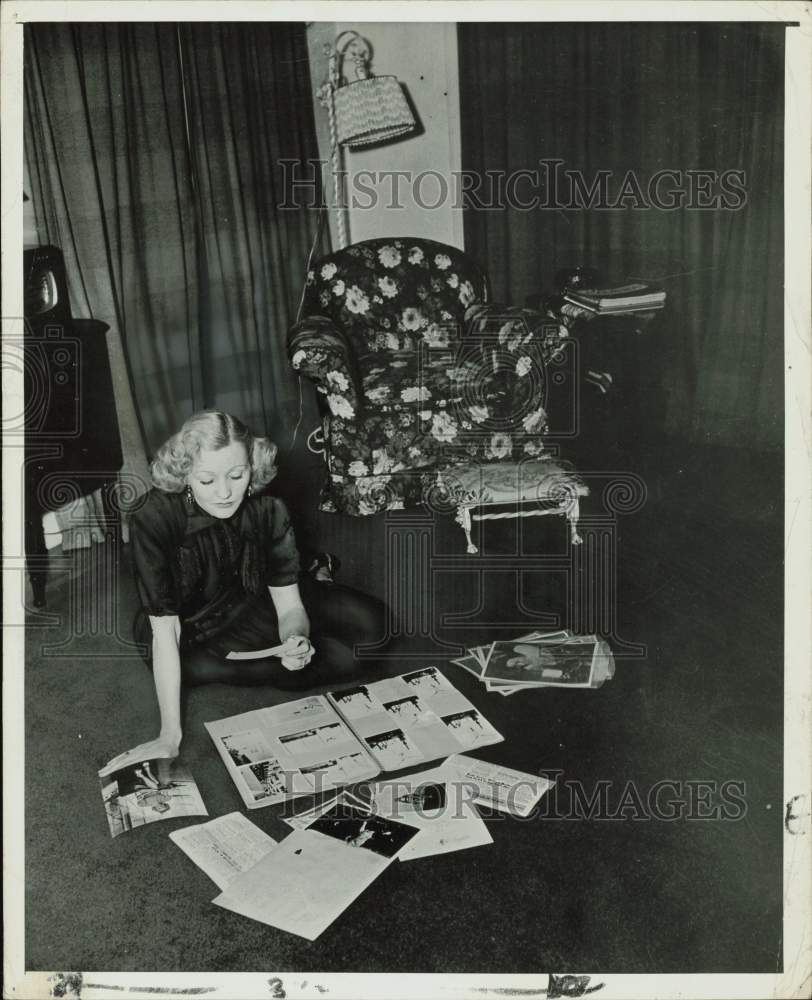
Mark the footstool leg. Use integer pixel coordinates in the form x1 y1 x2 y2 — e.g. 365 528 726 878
567 498 582 545
457 506 478 554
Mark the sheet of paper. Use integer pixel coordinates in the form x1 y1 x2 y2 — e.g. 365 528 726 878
213 831 384 941
226 643 286 660
214 806 419 940
370 765 492 861
446 754 556 817
168 812 276 890
99 758 207 838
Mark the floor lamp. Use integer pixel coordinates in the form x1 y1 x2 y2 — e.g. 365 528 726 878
319 30 417 249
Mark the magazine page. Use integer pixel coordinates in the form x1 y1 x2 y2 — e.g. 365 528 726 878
328 668 503 770
213 804 418 940
446 754 556 818
204 694 380 809
168 813 277 890
482 639 597 687
369 764 493 861
99 758 207 838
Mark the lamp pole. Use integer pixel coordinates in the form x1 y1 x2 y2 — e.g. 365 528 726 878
324 44 349 249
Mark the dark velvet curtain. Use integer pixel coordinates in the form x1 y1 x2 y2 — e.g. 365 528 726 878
24 22 323 460
458 22 784 451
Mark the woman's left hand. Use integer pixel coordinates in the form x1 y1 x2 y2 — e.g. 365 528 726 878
280 634 315 671
99 735 180 778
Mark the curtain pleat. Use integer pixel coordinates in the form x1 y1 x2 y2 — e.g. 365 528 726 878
24 21 324 463
458 23 784 451
174 22 325 445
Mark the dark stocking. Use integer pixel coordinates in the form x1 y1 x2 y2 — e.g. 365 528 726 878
135 580 390 689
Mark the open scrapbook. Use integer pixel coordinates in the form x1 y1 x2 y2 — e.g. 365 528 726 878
204 667 503 808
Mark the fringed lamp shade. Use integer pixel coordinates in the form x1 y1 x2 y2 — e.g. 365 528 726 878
334 75 416 148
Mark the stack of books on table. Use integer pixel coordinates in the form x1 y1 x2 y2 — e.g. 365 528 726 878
563 282 666 315
452 630 615 695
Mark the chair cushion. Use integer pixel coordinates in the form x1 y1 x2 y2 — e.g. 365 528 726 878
323 400 550 480
320 469 435 516
316 460 587 518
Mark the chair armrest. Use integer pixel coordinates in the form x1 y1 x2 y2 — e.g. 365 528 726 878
287 315 361 417
463 301 566 361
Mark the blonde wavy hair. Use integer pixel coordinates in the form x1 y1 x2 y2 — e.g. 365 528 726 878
150 410 278 493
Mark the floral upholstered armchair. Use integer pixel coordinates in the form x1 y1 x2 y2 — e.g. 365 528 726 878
288 237 584 537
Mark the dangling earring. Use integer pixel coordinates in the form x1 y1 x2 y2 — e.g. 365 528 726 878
247 484 253 497
185 484 194 506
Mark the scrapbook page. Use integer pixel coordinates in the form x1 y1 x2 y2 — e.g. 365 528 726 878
204 695 380 808
328 667 503 767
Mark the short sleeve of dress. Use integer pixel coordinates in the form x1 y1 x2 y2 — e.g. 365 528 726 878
129 491 182 616
264 497 301 587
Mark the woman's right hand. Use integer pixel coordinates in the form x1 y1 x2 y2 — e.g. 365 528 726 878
280 635 315 671
99 734 181 778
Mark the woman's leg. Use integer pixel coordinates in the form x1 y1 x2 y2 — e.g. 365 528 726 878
135 581 390 689
182 581 389 688
299 576 389 662
179 643 321 689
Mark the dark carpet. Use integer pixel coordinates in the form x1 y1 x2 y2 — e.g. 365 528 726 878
24 441 783 973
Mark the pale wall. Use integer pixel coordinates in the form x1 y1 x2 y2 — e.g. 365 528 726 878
306 22 463 250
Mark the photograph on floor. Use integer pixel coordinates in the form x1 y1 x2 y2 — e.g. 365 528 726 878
481 639 597 686
99 758 208 838
307 803 418 859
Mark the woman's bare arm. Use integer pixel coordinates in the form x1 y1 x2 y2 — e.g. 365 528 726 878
99 615 183 775
269 583 314 670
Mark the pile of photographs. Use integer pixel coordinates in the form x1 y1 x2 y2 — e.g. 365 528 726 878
452 630 615 696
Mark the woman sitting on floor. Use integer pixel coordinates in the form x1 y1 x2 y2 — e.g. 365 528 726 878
101 409 387 775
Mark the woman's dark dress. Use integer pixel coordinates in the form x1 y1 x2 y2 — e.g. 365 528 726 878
130 489 386 687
